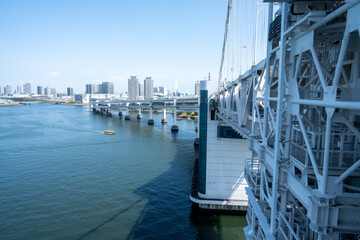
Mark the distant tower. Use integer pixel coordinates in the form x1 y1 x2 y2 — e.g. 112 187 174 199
67 87 74 96
37 86 43 95
175 80 178 95
195 81 200 96
139 82 144 96
128 76 139 100
4 85 12 94
16 86 22 94
23 83 31 94
144 77 154 99
44 87 51 95
101 82 114 94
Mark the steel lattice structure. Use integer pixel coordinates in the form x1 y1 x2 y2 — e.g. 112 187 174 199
214 1 360 239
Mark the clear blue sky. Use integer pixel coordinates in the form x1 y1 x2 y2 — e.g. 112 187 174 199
0 0 228 94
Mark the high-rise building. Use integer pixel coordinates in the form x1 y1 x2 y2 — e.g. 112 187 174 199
153 87 159 93
128 76 139 100
195 81 200 96
50 88 56 96
144 77 153 99
44 87 51 95
139 83 144 96
86 84 92 94
16 86 22 94
94 84 100 94
37 86 43 95
67 87 74 96
101 82 114 94
23 83 31 94
159 86 167 95
86 84 100 94
4 85 12 94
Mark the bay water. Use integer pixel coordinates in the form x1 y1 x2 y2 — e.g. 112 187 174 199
0 103 246 239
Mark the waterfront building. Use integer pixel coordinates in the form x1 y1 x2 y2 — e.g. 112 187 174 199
101 82 114 94
86 84 93 94
23 83 31 94
128 76 139 100
4 85 12 95
153 87 159 93
44 87 51 96
159 86 167 95
16 86 22 94
74 94 83 103
67 87 74 96
50 88 56 96
139 83 144 96
37 86 43 95
195 81 200 96
144 77 153 99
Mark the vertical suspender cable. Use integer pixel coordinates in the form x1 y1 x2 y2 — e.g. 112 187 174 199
218 0 233 90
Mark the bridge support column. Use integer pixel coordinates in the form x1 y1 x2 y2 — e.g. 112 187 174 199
118 110 123 118
194 110 199 146
161 107 167 124
148 105 154 125
125 104 130 120
107 104 112 117
171 100 178 132
137 107 142 119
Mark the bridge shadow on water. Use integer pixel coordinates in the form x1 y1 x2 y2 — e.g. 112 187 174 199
76 125 243 240
125 132 198 239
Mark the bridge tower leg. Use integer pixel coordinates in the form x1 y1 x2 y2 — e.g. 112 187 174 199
125 103 130 120
161 105 167 124
194 110 199 146
148 104 154 125
107 103 112 117
137 105 142 119
171 100 179 132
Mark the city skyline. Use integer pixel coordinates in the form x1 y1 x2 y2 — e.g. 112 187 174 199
0 1 226 94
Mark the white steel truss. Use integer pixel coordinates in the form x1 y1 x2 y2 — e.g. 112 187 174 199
215 1 360 239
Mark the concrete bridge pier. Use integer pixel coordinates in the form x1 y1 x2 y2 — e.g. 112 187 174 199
137 106 142 119
125 104 130 120
171 101 178 132
161 107 167 124
106 104 112 117
148 106 154 125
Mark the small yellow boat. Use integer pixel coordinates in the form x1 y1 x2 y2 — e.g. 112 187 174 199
104 130 116 135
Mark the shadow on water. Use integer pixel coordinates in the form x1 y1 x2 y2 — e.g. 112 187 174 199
76 198 146 240
124 132 198 240
76 114 246 240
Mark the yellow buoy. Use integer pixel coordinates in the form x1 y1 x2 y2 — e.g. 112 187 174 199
104 130 116 135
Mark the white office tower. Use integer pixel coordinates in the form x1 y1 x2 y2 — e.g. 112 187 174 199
128 76 139 100
195 81 200 96
144 77 153 99
139 83 144 96
190 79 251 211
175 80 178 96
23 83 31 94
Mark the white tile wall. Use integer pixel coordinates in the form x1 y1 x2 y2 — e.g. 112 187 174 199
204 117 252 201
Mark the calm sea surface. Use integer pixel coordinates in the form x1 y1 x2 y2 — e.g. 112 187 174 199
0 103 246 240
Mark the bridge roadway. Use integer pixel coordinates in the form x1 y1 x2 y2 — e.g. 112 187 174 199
90 97 199 132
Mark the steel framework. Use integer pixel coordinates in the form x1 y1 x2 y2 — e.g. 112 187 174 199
215 1 360 239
